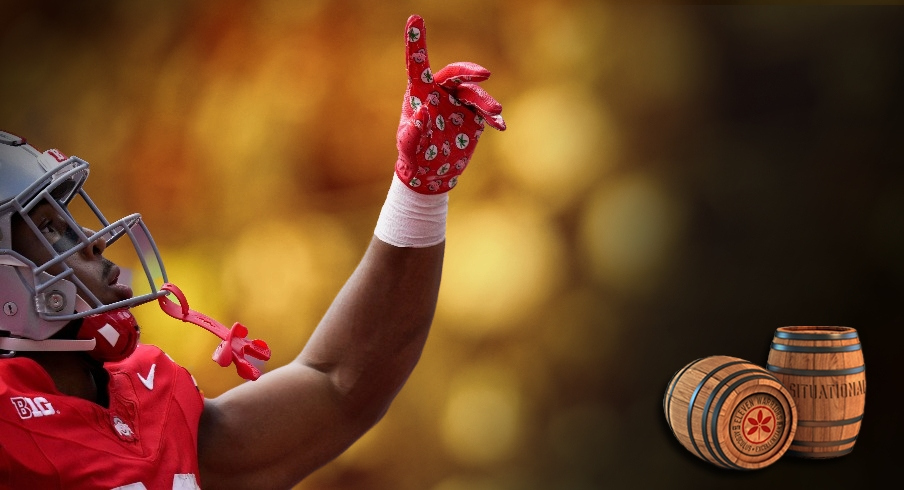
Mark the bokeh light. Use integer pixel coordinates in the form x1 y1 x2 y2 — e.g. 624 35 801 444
440 363 523 466
439 197 565 336
578 173 686 294
495 84 619 211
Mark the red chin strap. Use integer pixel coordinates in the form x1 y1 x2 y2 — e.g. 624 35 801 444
157 283 271 381
77 308 140 363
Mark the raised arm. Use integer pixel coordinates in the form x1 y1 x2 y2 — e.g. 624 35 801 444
195 15 504 489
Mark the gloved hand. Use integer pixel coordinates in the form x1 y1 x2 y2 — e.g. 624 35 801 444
395 14 506 194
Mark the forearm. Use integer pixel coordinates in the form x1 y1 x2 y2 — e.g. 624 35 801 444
296 237 443 422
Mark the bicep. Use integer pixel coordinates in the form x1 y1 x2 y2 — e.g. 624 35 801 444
196 361 369 489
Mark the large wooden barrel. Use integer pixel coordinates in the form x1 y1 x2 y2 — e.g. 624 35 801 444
664 355 797 470
766 326 866 459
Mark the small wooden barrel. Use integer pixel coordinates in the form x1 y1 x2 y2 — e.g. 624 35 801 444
664 355 797 470
766 326 866 459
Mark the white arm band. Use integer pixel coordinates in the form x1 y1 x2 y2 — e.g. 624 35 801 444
374 174 448 248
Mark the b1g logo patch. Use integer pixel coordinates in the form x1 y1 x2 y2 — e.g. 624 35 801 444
730 393 786 455
10 396 57 419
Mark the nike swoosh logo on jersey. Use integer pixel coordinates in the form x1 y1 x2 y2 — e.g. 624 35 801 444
137 364 156 390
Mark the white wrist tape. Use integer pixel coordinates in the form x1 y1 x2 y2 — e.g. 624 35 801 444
374 174 448 247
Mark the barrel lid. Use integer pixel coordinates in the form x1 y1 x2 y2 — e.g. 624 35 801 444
775 326 858 340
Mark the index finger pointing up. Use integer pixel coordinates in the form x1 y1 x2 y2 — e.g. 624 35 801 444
406 15 433 88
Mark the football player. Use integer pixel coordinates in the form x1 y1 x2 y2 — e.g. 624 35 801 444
0 14 504 489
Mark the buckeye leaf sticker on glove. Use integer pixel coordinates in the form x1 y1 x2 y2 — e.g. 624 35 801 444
396 14 506 194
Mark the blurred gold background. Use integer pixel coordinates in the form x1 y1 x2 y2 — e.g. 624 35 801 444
3 2 903 489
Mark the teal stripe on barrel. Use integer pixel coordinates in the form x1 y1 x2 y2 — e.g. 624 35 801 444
797 415 862 428
767 365 865 377
770 342 861 353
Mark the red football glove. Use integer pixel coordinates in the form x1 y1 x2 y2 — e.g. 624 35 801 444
395 15 506 194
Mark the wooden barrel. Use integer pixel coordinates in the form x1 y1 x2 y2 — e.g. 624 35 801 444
766 326 865 459
664 355 797 470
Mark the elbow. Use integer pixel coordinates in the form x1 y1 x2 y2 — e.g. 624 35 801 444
304 334 429 429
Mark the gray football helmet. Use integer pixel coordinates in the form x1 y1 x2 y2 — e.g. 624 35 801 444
0 130 168 355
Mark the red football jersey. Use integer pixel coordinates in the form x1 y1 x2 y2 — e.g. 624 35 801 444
0 344 205 489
